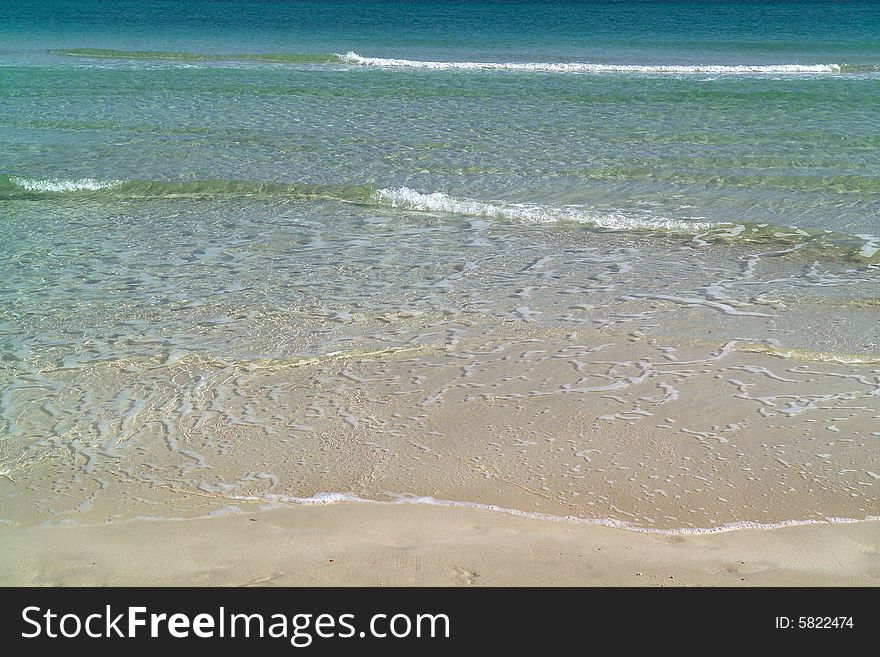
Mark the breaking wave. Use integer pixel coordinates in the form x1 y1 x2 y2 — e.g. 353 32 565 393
52 48 864 75
338 51 845 75
3 174 877 262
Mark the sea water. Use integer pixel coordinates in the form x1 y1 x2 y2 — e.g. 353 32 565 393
1 1 878 530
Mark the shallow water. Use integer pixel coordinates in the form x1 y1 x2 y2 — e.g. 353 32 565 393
1 1 878 529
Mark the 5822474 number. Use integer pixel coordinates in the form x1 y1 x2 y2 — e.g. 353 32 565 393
776 617 853 629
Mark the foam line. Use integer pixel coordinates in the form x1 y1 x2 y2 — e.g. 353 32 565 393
373 186 715 232
339 52 842 75
8 176 122 192
226 491 880 536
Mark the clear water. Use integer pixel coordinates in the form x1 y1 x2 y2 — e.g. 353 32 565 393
1 1 878 529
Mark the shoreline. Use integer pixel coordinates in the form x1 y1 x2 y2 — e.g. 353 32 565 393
161 491 880 536
2 502 878 586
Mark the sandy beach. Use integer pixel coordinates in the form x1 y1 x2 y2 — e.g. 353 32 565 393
3 1 880 591
2 502 878 586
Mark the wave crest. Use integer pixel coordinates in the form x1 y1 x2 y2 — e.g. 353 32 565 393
50 48 862 74
3 175 877 262
373 186 715 232
338 52 843 75
8 176 123 193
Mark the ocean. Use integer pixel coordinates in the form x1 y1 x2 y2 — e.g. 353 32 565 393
1 0 878 531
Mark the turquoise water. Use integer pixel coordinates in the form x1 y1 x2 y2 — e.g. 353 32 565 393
1 1 878 528
3 1 880 241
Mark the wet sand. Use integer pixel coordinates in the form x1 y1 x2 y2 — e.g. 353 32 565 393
2 502 878 586
4 325 878 533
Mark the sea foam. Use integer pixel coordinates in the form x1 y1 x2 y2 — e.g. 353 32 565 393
373 186 717 232
339 52 842 75
226 491 880 536
8 176 123 192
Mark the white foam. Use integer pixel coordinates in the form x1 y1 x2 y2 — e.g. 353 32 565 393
374 187 715 232
339 52 841 75
225 491 880 536
250 492 366 508
632 293 773 317
855 234 879 259
208 504 243 517
9 176 122 192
